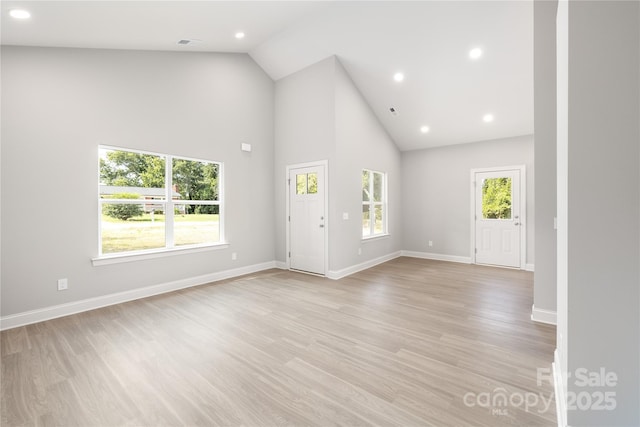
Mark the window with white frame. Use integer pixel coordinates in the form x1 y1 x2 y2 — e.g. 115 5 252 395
98 146 223 256
362 169 387 238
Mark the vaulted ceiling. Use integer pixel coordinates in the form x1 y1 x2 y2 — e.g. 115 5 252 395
1 1 533 151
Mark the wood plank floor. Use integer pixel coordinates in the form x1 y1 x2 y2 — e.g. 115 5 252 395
1 257 556 426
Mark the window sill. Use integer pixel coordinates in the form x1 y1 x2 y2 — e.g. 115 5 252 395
361 233 390 243
92 242 230 266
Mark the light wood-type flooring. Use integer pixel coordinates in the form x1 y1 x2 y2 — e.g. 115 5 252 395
1 257 556 426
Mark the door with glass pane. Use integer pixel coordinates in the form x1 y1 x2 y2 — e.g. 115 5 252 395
288 164 326 275
474 168 522 268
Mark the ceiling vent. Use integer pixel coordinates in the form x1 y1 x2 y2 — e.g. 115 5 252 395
177 39 202 46
389 107 399 117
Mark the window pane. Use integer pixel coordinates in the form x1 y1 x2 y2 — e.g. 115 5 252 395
482 177 512 219
374 205 384 234
362 170 370 201
172 158 219 201
174 204 220 246
99 148 166 198
373 172 383 202
296 174 307 194
99 147 224 256
362 204 371 237
307 173 318 194
101 203 165 254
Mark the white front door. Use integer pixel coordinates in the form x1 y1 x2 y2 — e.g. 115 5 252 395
474 168 522 268
288 164 326 275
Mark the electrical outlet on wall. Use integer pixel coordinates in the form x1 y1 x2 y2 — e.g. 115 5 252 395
428 240 433 247
232 252 237 261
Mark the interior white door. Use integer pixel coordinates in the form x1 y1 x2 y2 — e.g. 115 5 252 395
474 169 521 268
289 165 325 275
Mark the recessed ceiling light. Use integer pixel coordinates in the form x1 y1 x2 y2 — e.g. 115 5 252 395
235 32 245 40
469 48 483 60
483 113 494 123
393 72 405 82
420 126 430 134
9 9 31 19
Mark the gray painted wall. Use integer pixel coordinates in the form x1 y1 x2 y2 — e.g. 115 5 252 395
556 0 569 411
274 56 402 272
274 57 336 266
558 1 640 424
401 135 535 265
332 60 402 271
1 46 275 316
533 0 558 315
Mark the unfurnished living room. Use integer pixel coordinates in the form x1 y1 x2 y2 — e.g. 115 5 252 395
1 1 638 426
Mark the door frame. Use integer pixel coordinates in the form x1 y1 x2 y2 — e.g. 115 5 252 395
470 165 527 269
286 160 329 275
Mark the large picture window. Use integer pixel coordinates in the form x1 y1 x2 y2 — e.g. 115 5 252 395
362 169 387 238
98 146 223 256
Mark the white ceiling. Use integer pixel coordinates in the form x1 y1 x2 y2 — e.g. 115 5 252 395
1 1 533 151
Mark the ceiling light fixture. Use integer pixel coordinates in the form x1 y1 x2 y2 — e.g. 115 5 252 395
235 32 245 40
483 113 494 123
469 48 483 60
420 126 430 134
9 9 31 19
393 72 405 82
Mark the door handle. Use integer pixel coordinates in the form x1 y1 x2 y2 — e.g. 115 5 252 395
514 222 520 226
319 224 325 228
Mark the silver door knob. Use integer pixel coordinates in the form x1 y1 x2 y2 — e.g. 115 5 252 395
319 224 324 228
514 222 520 226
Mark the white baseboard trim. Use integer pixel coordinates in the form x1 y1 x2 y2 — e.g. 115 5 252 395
525 263 535 272
274 261 288 270
553 348 567 427
0 261 278 331
326 251 402 280
531 304 557 325
400 250 472 264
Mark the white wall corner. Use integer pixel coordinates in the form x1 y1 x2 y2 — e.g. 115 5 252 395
327 251 401 280
400 250 472 264
0 261 278 331
525 263 535 272
274 261 288 270
531 304 557 325
553 349 567 427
